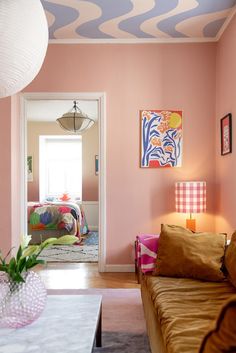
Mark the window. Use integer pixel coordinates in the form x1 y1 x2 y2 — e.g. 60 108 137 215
39 136 82 201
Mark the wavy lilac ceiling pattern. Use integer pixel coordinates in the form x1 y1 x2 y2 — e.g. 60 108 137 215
41 0 236 40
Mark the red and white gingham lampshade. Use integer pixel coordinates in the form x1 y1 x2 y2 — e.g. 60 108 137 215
175 181 206 214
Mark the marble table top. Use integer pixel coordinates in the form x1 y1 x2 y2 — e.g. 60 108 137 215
0 295 102 353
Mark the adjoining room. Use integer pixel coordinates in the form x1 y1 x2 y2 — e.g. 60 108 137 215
26 99 99 264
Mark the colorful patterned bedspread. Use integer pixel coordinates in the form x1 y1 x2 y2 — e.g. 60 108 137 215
28 202 88 238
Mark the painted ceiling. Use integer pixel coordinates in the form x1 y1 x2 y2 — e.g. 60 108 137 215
41 0 236 41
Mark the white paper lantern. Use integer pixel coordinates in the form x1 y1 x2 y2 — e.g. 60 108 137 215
0 0 48 98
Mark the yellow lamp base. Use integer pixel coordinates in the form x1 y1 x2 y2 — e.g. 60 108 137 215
186 219 196 232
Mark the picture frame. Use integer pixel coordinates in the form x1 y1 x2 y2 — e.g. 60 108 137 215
140 110 183 168
95 155 98 175
27 155 33 182
221 113 232 155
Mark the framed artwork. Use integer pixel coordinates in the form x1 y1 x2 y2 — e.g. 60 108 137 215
27 156 33 182
221 113 232 155
140 110 183 168
95 155 98 175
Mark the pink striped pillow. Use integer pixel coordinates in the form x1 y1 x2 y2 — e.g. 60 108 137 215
136 234 159 273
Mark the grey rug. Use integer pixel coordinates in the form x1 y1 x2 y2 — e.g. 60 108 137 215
38 244 98 262
82 231 98 246
93 332 151 353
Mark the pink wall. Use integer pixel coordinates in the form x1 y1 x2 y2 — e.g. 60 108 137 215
215 16 236 237
0 98 12 256
82 122 99 201
0 95 21 257
1 43 217 265
24 44 216 264
11 95 21 252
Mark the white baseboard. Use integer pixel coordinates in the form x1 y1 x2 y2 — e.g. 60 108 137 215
104 264 135 272
82 201 99 231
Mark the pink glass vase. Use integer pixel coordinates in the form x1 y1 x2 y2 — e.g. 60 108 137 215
0 271 47 328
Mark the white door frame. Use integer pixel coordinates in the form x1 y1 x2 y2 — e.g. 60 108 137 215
19 92 106 272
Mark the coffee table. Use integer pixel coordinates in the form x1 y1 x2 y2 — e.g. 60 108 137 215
0 295 102 353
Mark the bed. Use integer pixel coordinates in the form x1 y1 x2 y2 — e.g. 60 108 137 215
27 201 88 244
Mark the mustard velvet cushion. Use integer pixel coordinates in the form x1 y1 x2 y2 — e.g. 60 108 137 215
225 231 236 288
154 224 226 282
199 295 236 353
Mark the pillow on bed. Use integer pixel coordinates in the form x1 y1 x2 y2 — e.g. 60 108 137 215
45 196 56 202
154 224 226 281
225 231 236 288
199 295 236 353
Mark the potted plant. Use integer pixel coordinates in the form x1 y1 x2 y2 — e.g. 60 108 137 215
0 234 77 328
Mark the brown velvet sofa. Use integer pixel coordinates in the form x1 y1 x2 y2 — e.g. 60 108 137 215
140 225 236 353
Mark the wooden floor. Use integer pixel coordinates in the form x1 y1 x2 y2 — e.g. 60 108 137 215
35 263 140 289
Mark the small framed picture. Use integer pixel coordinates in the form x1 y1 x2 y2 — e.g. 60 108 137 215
27 156 33 182
221 113 232 155
95 155 98 175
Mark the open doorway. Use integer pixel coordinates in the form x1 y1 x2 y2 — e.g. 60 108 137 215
20 93 106 271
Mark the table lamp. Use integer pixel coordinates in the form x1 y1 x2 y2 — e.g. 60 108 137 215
175 181 206 232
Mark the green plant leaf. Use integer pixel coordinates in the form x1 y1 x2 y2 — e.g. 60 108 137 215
35 259 45 265
17 257 27 273
0 264 7 272
22 245 39 258
26 261 38 269
40 237 58 249
53 235 78 245
0 234 78 281
12 272 25 283
16 245 23 261
0 256 6 266
0 251 3 263
8 257 16 272
8 269 17 281
25 254 35 267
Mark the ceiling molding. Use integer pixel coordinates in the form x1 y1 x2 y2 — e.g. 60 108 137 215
49 37 217 45
216 6 236 41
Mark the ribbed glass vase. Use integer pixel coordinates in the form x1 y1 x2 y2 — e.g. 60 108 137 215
0 271 47 328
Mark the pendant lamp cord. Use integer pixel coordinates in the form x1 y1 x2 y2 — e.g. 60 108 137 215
73 101 77 132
